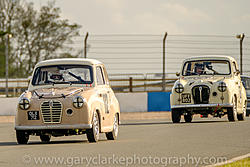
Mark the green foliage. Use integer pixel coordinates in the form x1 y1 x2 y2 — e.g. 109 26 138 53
0 42 5 77
0 0 82 78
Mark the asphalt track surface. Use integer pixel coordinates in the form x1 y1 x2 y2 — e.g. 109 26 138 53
0 116 249 167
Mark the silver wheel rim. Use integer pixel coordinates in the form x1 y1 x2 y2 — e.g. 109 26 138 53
93 113 99 138
113 115 118 137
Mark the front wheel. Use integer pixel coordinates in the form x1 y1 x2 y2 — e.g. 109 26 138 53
184 115 193 123
106 114 119 140
172 109 181 123
86 111 100 143
16 130 29 144
228 96 237 122
40 135 51 143
237 101 246 121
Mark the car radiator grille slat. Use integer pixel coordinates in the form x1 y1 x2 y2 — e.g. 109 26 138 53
41 101 62 123
192 85 210 104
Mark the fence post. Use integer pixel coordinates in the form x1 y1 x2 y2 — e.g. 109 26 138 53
129 77 133 92
84 32 89 58
162 32 168 91
5 35 9 97
13 87 16 97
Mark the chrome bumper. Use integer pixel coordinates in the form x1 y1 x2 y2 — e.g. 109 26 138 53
15 124 92 130
171 103 233 109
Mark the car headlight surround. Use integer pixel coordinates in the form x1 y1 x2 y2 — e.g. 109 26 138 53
175 83 184 93
73 96 85 108
19 98 30 110
218 82 227 92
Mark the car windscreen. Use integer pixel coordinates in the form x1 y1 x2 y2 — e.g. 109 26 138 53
241 77 250 90
182 60 231 76
32 65 93 86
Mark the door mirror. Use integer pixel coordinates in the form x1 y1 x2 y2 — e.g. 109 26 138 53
176 72 180 77
235 70 240 76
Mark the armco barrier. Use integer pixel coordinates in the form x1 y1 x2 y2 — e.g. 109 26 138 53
0 92 171 115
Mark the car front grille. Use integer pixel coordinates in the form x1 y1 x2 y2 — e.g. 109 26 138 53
192 85 210 104
41 100 62 123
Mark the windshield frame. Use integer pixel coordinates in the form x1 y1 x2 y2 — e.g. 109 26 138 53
181 59 231 76
31 64 93 86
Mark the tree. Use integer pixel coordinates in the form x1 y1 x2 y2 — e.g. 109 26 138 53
0 0 82 78
0 0 20 77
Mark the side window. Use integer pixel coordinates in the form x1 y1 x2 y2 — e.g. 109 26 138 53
102 67 110 85
96 66 105 85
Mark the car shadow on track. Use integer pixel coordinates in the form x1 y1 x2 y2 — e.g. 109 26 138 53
189 120 229 124
121 120 229 126
121 121 172 126
0 139 108 146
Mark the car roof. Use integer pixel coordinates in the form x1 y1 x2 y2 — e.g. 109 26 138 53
183 55 237 62
35 58 103 68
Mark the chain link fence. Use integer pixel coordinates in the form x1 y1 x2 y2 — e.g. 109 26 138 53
1 33 250 96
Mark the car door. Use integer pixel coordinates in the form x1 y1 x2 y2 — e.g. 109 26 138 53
96 66 111 127
232 62 243 109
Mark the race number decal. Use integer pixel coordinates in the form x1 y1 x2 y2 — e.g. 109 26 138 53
103 94 110 114
181 93 191 103
27 111 39 120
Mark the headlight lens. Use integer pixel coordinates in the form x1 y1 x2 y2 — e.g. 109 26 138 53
218 82 227 92
175 83 184 93
73 96 84 108
19 98 30 110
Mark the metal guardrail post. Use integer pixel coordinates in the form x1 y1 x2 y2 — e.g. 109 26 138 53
129 77 133 92
84 32 89 58
162 32 168 91
5 35 9 97
240 34 245 75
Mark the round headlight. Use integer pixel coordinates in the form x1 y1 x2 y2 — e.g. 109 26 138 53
175 83 184 93
73 96 84 108
19 98 30 110
218 82 227 92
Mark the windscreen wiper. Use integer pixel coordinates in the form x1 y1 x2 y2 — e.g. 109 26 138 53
68 71 85 82
34 90 44 99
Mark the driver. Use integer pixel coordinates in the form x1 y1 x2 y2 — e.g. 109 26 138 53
195 63 204 75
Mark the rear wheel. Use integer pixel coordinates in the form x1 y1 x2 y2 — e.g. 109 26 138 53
106 114 119 140
184 114 193 123
86 111 100 143
228 96 237 122
171 109 181 123
40 135 51 143
16 130 29 144
237 101 246 121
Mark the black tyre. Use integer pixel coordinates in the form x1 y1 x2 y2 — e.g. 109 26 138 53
106 114 119 140
237 101 246 121
86 111 100 143
172 109 181 123
228 96 237 122
184 115 193 123
16 130 29 144
40 135 51 143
